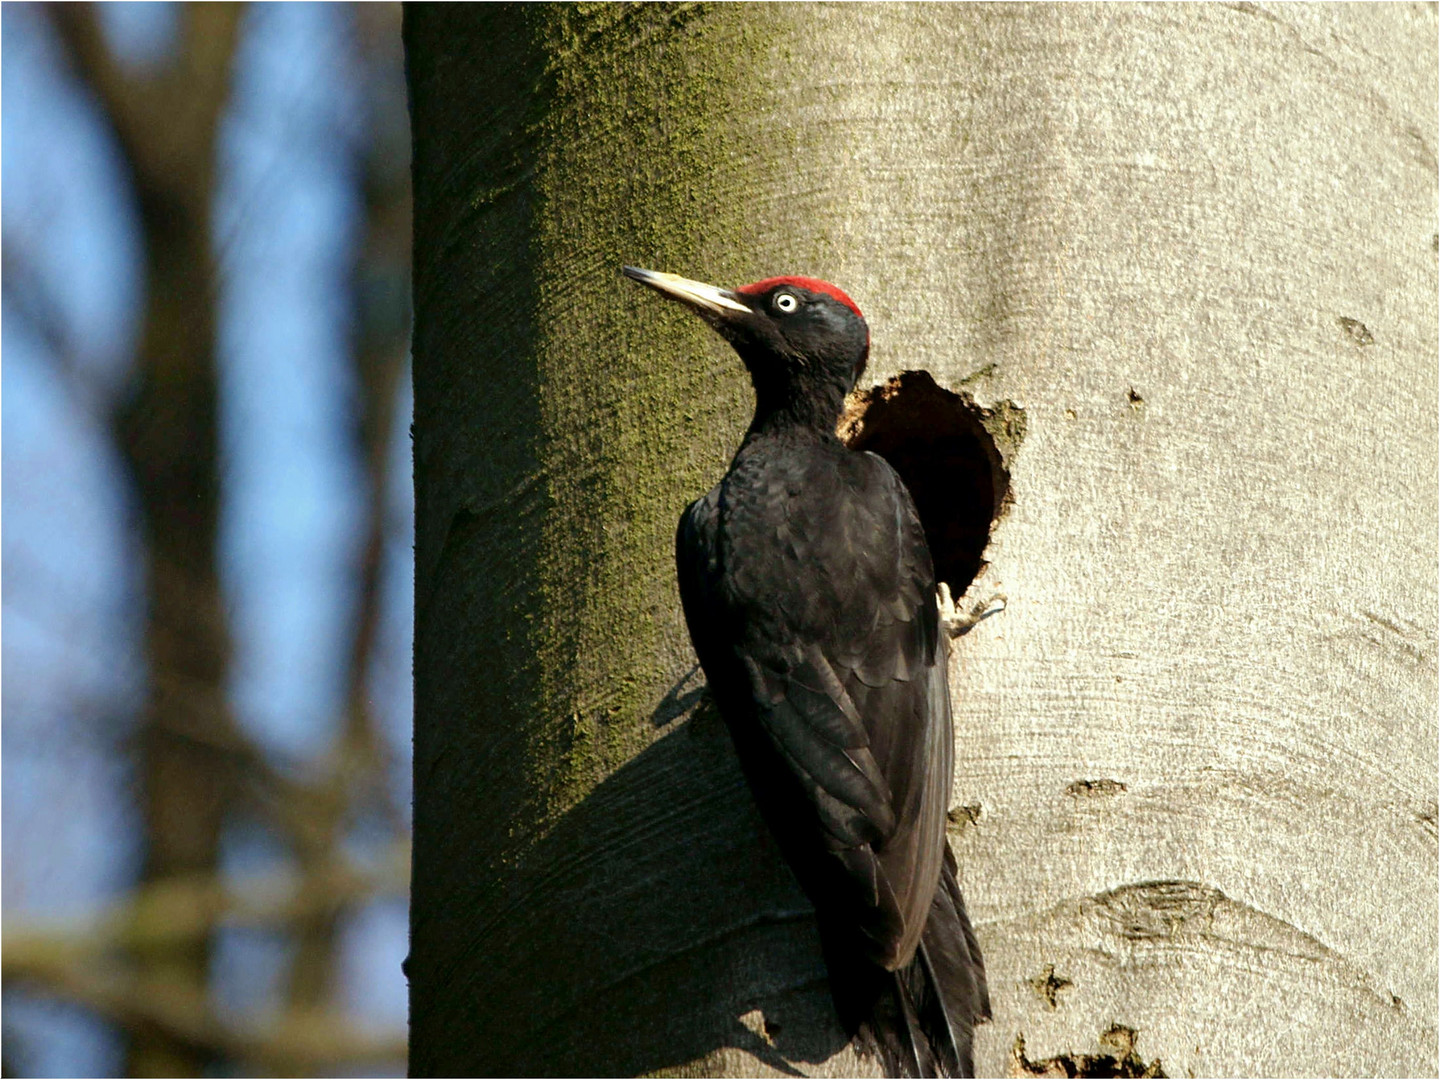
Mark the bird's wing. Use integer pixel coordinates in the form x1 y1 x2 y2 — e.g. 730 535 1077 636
676 486 726 693
679 451 951 967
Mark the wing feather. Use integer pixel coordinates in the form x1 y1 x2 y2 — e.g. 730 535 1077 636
678 447 953 971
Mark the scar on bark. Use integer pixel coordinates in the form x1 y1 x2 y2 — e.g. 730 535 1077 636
1028 964 1073 1009
1067 779 1127 798
947 802 982 830
1012 1024 1165 1078
1336 315 1374 345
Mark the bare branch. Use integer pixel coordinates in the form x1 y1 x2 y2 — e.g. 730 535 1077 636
2 841 408 966
8 963 406 1072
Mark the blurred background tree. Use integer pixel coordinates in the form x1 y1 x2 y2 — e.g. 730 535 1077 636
3 3 413 1075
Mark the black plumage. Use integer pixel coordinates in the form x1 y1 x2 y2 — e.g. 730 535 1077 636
624 266 990 1077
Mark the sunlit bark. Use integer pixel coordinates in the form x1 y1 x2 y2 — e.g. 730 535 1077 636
407 4 1436 1076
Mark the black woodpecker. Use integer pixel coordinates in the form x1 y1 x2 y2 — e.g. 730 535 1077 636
624 266 990 1078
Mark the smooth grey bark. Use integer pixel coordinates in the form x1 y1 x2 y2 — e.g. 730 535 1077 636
408 4 1437 1076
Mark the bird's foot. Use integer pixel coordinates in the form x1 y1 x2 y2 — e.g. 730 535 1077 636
938 582 1007 638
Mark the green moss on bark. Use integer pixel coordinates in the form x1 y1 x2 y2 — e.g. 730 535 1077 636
408 8 886 1073
521 4 790 818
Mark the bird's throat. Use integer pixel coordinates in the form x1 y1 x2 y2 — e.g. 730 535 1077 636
746 374 850 439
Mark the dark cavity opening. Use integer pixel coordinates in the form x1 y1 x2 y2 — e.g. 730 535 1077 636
838 370 1017 598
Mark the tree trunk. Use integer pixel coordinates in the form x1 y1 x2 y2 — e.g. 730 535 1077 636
407 4 1437 1076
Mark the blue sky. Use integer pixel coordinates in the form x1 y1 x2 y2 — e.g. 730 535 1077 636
2 5 412 1073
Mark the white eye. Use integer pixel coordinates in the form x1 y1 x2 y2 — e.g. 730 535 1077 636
773 293 798 313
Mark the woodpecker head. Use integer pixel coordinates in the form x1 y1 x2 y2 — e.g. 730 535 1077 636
624 266 869 427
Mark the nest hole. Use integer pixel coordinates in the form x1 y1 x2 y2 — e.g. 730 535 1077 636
838 370 1013 598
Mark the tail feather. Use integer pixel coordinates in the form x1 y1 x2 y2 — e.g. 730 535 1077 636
837 844 988 1077
926 845 990 1031
912 938 964 1076
943 846 991 1024
859 970 928 1078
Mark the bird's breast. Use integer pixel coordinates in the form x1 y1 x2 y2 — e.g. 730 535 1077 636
715 447 905 642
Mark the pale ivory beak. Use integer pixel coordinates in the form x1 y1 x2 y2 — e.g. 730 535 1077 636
622 266 751 316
